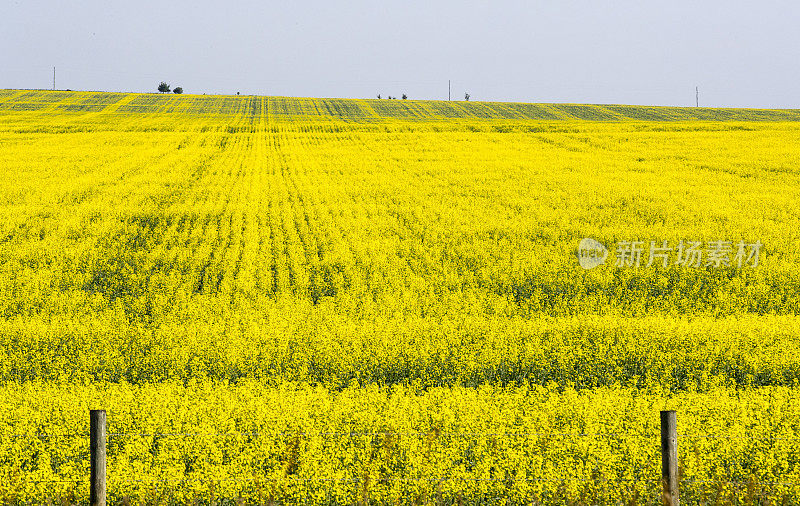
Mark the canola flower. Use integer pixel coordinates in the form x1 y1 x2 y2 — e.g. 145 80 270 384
1 90 800 503
2 382 800 504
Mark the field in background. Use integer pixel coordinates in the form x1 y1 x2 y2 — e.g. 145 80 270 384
1 90 799 503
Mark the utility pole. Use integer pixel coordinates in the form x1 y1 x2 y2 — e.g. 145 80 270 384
448 80 451 101
53 67 56 91
696 86 699 107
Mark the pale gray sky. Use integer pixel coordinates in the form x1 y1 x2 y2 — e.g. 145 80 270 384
2 0 798 107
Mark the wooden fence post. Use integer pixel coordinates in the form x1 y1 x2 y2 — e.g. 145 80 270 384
660 410 679 505
90 409 107 506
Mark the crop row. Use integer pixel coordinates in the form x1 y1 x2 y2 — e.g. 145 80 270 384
3 90 800 122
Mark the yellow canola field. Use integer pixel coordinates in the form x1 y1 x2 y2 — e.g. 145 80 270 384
1 90 800 503
3 382 800 504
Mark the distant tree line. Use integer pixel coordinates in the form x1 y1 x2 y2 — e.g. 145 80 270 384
377 94 408 100
376 92 471 100
158 82 183 94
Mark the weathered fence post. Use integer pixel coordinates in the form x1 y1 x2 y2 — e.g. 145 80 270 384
660 410 679 505
90 409 107 506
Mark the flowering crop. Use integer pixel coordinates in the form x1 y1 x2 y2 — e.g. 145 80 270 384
1 90 799 503
2 382 800 504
